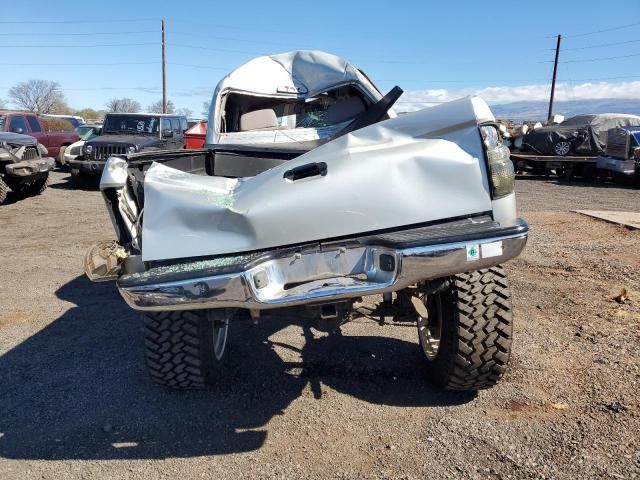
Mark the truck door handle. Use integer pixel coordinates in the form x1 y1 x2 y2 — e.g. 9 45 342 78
283 162 327 181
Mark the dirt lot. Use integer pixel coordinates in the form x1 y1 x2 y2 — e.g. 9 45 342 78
1 172 639 479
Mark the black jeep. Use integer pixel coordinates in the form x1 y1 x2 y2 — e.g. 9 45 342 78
68 113 187 184
0 132 54 204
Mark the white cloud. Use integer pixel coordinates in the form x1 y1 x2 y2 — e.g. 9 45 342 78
397 81 640 111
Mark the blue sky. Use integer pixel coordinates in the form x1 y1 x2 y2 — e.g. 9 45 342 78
1 0 639 116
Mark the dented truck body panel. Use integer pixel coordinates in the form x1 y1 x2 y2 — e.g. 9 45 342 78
142 96 495 262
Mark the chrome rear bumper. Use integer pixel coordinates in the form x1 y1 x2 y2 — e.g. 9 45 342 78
116 219 528 312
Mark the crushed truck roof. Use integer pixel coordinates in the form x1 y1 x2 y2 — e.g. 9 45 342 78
212 50 376 97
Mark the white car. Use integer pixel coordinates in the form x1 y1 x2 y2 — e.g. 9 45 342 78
62 124 102 164
85 50 528 393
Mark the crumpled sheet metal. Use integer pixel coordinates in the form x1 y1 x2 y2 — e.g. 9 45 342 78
206 50 388 144
142 96 495 262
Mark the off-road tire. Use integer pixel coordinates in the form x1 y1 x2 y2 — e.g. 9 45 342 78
19 173 49 197
142 309 231 389
0 176 9 204
419 266 513 391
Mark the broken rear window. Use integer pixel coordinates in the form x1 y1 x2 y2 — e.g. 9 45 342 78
222 86 369 133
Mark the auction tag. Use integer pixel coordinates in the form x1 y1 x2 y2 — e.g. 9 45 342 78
466 244 480 261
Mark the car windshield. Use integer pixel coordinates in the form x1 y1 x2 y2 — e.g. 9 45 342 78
0 115 5 131
103 115 159 134
76 126 99 140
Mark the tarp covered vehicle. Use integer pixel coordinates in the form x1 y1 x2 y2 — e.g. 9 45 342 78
596 126 640 184
522 113 640 156
85 51 528 392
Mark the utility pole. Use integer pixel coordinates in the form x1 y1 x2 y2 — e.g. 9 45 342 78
547 34 561 122
161 17 167 114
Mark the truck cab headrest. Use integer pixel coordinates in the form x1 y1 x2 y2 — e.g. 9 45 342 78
240 109 278 131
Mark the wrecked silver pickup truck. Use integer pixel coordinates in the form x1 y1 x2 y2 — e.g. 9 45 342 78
85 51 528 391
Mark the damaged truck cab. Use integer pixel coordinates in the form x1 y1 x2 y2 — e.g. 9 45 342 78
208 50 395 147
85 51 528 392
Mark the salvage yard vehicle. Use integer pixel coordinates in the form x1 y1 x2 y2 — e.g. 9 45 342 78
68 113 187 185
63 124 102 165
522 113 640 157
515 113 640 179
84 51 528 392
0 111 79 167
0 132 54 204
41 114 86 128
596 126 640 185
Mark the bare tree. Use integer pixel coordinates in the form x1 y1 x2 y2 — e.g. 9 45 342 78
105 98 141 113
202 101 211 117
8 80 66 113
147 99 175 114
176 107 192 118
50 99 74 115
0 98 7 109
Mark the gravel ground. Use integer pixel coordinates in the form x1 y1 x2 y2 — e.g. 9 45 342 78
0 171 639 479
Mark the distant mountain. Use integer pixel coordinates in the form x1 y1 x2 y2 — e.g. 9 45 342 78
490 98 640 121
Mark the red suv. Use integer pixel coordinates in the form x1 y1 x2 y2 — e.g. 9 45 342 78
0 111 80 166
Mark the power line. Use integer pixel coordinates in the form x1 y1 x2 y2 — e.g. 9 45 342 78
168 63 232 70
562 52 640 63
565 20 640 38
170 43 545 65
2 42 156 48
0 18 155 24
539 52 640 63
376 78 549 84
168 18 302 36
567 74 640 81
0 62 159 66
0 30 157 37
561 38 640 51
169 31 294 47
0 86 162 91
170 43 262 55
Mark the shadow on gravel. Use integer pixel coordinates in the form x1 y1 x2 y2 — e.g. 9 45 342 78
0 191 23 206
0 275 472 461
48 173 100 191
516 174 638 189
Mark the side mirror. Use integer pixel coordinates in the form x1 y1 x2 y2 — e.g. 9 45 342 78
162 129 173 138
12 127 24 134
